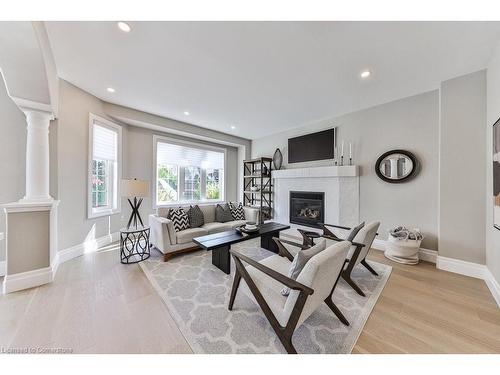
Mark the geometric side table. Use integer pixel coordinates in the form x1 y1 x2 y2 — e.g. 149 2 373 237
120 226 151 264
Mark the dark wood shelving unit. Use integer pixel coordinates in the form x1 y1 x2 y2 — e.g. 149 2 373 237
243 157 273 223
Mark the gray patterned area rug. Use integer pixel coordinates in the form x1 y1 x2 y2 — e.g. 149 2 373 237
139 238 391 354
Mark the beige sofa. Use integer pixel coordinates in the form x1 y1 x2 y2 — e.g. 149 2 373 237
149 203 260 260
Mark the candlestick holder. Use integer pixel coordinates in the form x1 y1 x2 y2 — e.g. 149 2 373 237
349 157 352 166
340 155 344 166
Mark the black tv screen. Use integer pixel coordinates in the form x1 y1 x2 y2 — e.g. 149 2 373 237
288 128 335 163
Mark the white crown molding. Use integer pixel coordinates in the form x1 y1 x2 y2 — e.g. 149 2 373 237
371 238 437 264
0 261 5 277
9 96 54 118
3 200 58 213
2 266 53 294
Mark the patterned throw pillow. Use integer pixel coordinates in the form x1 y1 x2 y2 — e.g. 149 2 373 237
215 203 233 223
187 205 205 228
281 239 327 296
347 221 365 242
229 202 245 221
168 207 190 232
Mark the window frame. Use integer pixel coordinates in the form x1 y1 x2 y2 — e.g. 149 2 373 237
153 135 226 208
88 113 123 219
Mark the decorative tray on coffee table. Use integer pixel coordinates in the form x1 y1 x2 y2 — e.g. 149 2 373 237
236 224 260 234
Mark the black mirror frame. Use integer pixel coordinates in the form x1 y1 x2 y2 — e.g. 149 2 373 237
375 149 418 183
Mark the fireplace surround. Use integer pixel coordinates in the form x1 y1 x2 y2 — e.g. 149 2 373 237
289 191 325 228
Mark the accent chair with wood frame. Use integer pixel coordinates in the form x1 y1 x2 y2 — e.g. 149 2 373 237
228 238 351 354
320 221 381 297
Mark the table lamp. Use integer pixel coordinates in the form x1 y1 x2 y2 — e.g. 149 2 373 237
121 178 149 229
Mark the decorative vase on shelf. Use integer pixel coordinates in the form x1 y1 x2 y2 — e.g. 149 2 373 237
273 148 283 170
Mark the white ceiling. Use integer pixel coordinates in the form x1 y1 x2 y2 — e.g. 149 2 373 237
45 21 500 139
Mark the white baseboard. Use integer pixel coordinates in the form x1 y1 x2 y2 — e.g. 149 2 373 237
2 266 53 294
436 256 500 308
51 232 119 278
0 261 5 277
485 269 500 307
436 256 486 279
371 239 438 264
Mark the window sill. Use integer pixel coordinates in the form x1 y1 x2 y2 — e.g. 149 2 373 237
88 208 121 220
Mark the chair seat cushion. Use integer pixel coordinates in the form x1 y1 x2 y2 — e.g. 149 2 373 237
240 255 292 326
202 222 230 234
176 227 209 244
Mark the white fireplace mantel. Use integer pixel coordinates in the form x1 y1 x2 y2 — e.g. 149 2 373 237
272 165 360 231
272 165 358 179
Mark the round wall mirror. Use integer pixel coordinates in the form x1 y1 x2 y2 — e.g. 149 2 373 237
375 150 418 183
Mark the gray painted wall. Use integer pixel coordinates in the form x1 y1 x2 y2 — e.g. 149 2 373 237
56 79 245 252
252 90 440 250
6 211 50 274
486 43 500 285
439 71 486 264
56 80 126 250
0 79 26 262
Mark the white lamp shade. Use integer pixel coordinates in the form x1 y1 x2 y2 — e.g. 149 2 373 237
121 179 149 198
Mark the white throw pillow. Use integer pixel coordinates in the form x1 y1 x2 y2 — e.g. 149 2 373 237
281 238 327 296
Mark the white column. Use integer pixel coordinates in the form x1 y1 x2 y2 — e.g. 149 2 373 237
22 109 53 202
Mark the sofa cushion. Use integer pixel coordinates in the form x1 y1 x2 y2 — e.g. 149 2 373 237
158 207 170 219
202 222 230 234
168 207 190 232
176 227 209 244
215 203 233 223
229 202 245 220
199 204 216 223
187 205 205 228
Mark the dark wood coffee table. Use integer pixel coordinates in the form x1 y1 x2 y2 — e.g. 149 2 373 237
192 222 290 274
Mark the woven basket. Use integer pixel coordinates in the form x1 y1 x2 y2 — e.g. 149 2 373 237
384 235 422 265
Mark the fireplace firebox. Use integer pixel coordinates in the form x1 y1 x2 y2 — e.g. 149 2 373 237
289 191 325 228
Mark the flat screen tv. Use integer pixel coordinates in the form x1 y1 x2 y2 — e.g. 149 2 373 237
288 128 336 163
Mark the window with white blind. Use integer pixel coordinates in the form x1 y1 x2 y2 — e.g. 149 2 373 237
88 114 122 218
154 136 225 206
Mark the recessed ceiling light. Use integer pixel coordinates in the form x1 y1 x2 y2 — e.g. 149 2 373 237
107 87 115 93
184 111 190 116
117 22 131 33
360 70 371 79
231 126 236 130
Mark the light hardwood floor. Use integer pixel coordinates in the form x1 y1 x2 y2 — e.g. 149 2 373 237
0 244 499 354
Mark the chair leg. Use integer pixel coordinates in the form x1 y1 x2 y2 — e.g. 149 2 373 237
342 273 366 297
228 270 242 311
361 259 378 276
324 298 350 326
276 333 297 354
